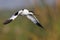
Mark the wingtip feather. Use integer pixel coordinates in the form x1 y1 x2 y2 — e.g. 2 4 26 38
36 22 44 29
3 19 12 25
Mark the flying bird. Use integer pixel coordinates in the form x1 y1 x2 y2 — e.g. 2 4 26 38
3 9 44 29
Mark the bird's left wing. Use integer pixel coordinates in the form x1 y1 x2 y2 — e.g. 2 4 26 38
3 10 23 25
26 13 44 29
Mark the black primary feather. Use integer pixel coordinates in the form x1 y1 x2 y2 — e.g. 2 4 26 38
36 22 44 29
3 19 13 25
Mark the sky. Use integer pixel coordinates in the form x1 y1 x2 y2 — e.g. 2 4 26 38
0 0 35 9
0 0 55 9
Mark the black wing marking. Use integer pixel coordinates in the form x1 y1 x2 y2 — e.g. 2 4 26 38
3 12 19 25
3 19 13 25
26 14 44 29
14 12 18 16
36 22 44 29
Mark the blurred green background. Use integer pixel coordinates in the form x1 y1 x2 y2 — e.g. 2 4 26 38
0 0 60 40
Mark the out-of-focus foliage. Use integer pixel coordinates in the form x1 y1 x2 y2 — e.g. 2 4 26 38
0 0 60 40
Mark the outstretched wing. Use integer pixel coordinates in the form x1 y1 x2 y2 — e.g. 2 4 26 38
26 13 44 29
3 10 22 25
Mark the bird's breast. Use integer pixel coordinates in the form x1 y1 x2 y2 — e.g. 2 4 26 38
21 13 27 16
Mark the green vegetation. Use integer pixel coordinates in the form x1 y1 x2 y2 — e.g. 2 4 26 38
0 5 60 40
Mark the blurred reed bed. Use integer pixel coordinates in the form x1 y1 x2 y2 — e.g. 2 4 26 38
0 1 60 40
33 2 60 40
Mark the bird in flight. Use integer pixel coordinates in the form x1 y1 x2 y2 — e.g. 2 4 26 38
3 9 44 29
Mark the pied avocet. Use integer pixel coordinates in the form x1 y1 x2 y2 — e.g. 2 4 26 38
3 9 44 29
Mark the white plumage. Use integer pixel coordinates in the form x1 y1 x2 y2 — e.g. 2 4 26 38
3 9 44 29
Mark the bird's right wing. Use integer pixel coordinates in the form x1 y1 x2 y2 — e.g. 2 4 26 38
3 10 23 25
26 14 44 29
